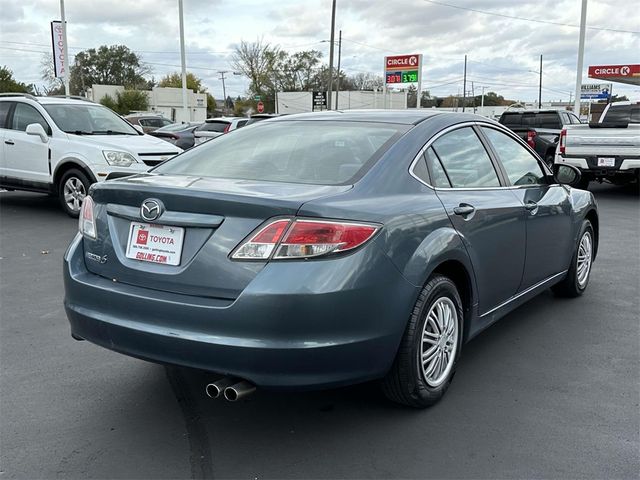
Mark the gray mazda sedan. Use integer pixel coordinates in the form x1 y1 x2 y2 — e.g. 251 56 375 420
64 110 598 407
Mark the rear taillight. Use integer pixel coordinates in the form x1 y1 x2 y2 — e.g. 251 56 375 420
526 130 537 148
223 124 230 133
231 218 380 260
559 129 567 155
78 195 96 239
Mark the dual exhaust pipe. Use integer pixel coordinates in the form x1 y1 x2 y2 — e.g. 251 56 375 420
205 377 256 402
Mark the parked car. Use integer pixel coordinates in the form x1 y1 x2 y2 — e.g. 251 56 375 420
0 94 181 216
193 117 249 145
124 114 173 133
499 109 581 167
556 101 640 188
148 122 201 150
244 113 284 126
65 110 598 407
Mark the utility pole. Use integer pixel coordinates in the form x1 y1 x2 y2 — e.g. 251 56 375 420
481 86 486 112
538 54 543 107
335 30 342 110
59 0 70 96
178 0 189 121
574 0 587 115
327 0 336 110
218 71 228 114
462 54 467 112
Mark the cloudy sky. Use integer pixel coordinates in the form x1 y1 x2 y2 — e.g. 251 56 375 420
1 0 638 102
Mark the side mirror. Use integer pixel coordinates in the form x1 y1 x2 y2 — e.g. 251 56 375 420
554 164 582 186
132 124 144 134
26 123 48 143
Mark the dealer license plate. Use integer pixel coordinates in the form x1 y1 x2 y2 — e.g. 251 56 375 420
126 222 185 266
597 157 615 167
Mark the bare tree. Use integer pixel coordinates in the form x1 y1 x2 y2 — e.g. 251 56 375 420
40 53 64 95
232 39 280 98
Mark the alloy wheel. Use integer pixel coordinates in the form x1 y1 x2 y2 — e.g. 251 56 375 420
63 177 86 213
577 231 593 288
420 297 459 387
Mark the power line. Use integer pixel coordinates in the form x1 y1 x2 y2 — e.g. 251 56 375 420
423 0 640 34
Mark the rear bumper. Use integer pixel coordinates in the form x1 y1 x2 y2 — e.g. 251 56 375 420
64 234 418 389
556 155 640 173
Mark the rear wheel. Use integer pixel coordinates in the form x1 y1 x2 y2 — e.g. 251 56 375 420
382 275 463 408
58 169 91 217
552 220 594 297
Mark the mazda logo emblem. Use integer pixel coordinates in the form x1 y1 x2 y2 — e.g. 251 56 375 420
140 199 164 222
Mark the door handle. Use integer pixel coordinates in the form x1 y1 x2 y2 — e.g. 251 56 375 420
453 204 475 216
4 140 14 145
524 201 538 212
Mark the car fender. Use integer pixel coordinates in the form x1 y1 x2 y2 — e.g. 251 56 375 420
52 155 98 186
568 187 599 258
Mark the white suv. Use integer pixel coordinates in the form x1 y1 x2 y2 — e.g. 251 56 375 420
0 94 182 216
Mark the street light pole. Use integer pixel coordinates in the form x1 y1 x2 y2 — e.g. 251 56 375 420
538 54 543 107
327 0 336 110
59 0 70 96
178 0 189 121
335 30 342 110
574 0 588 115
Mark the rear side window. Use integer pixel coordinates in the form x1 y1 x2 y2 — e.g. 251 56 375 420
11 103 50 134
424 148 450 188
0 102 12 128
482 127 546 186
431 127 500 188
236 120 248 128
154 121 406 185
631 106 640 123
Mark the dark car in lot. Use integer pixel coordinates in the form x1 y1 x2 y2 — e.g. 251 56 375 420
499 109 581 167
148 122 201 150
65 110 598 407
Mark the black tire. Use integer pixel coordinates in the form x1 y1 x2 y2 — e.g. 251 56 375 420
552 220 594 298
382 275 464 408
58 169 91 218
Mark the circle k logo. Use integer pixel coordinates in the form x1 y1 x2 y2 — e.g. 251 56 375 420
620 66 631 75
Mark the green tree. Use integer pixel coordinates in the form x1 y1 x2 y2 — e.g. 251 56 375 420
69 45 150 95
0 66 34 93
99 90 149 115
158 72 205 92
206 93 217 115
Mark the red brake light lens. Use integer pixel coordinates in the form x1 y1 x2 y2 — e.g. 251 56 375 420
231 218 379 260
78 195 96 239
223 124 230 133
559 129 567 155
526 130 537 148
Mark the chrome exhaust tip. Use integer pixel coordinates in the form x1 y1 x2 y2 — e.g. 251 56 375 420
223 380 256 402
205 377 236 399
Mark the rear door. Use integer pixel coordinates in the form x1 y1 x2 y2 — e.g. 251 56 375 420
4 102 51 183
424 126 526 315
479 126 574 288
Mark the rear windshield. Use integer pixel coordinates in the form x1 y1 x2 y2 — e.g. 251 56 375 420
500 113 521 126
153 121 407 185
197 122 228 133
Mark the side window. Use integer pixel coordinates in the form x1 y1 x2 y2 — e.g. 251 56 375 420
0 102 12 128
11 103 50 134
411 154 430 185
431 127 500 188
424 147 451 187
237 120 248 128
569 113 581 124
482 127 546 186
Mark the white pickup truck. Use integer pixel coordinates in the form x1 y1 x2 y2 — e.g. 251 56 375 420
555 101 640 188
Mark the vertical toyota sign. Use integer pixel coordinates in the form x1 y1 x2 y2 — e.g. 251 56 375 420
50 21 66 79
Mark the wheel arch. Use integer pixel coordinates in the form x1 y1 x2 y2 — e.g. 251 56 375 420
53 159 97 194
430 259 475 342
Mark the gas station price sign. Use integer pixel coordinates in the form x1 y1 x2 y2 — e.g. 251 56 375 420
384 54 422 85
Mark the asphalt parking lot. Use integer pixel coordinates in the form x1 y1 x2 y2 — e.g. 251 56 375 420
1 184 638 479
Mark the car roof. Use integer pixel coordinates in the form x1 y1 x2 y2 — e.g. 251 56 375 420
0 95 97 105
268 109 444 125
